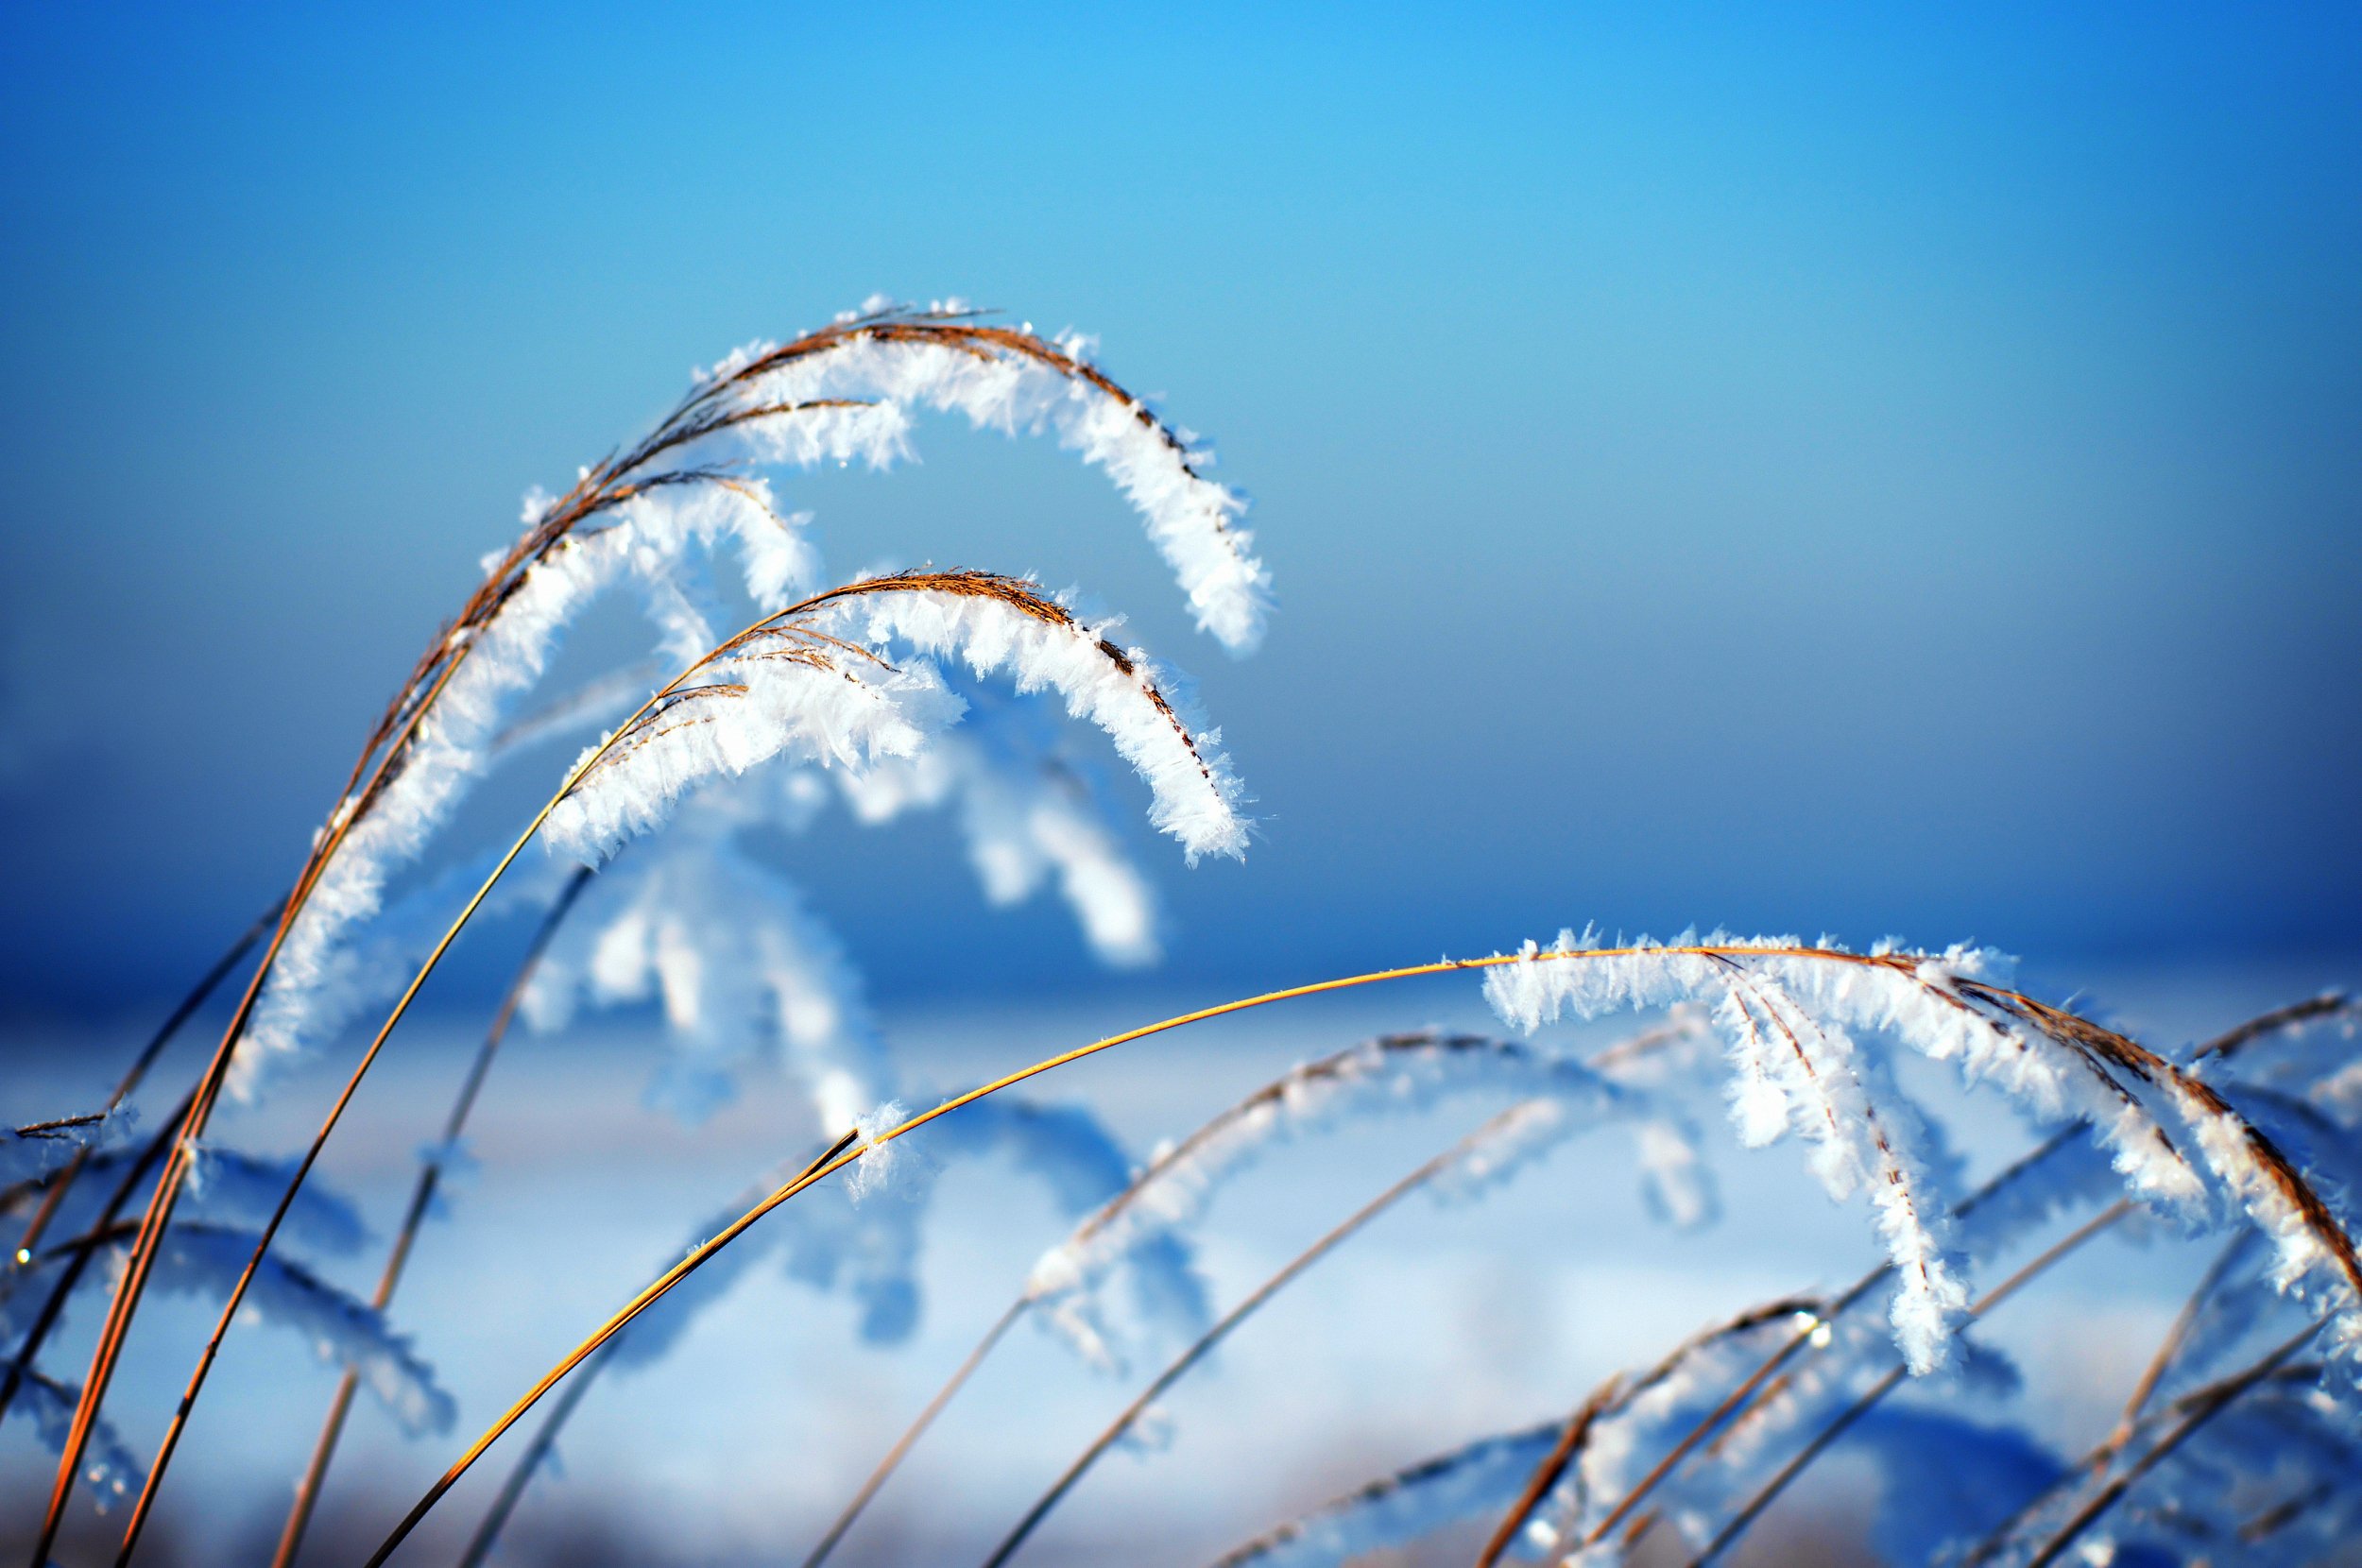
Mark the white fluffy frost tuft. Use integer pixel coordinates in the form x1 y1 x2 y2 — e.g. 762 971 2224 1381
1482 929 2362 1377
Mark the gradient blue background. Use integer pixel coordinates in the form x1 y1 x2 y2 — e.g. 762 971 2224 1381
4 2 2356 1017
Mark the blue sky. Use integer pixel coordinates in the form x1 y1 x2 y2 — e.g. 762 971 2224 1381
3 3 2356 1013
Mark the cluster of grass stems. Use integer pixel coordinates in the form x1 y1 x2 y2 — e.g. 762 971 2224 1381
6 307 2357 1568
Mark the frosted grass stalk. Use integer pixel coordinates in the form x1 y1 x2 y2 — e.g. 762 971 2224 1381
1484 932 2362 1374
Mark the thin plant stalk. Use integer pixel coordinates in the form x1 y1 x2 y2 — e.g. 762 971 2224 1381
113 571 1133 1560
455 1131 853 1568
0 1085 194 1424
805 1022 1697 1568
8 901 279 1272
796 1300 1027 1568
2106 1231 2251 1449
1687 1202 2134 1567
268 865 594 1568
1472 1380 1622 1568
37 640 488 1561
454 1338 621 1568
980 1112 1526 1568
2021 1326 2320 1568
106 598 793 1563
357 946 2356 1566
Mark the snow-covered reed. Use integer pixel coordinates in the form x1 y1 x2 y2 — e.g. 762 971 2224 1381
1025 1018 1714 1371
141 1224 453 1437
1 1112 133 1187
540 571 1247 870
25 296 2361 1568
1484 932 2362 1376
1206 1422 1566 1568
238 301 1261 1098
680 300 1269 652
28 298 1273 1559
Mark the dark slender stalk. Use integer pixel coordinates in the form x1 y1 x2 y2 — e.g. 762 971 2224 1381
2023 1327 2319 1568
268 866 593 1568
0 1087 194 1424
1472 1380 1620 1568
10 903 279 1271
979 1117 1512 1568
2108 1231 2253 1445
1688 1202 2132 1567
799 1299 1028 1568
454 1338 620 1568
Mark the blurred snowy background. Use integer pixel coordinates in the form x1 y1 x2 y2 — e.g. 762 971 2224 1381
4 4 2358 1564
9 958 2353 1565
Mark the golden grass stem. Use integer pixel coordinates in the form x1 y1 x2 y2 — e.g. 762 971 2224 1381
105 643 707 1566
457 1131 853 1568
351 944 2349 1566
267 866 593 1568
1472 1380 1621 1568
798 1299 1028 1568
980 1116 1513 1568
360 957 1556 1566
35 639 488 1563
454 1338 619 1568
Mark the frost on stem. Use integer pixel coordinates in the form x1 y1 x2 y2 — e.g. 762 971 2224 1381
685 300 1269 653
1206 1422 1567 1568
142 1224 454 1437
522 807 892 1128
1 1108 135 1185
608 1096 1135 1359
1482 931 2362 1378
1022 1019 1716 1372
539 572 1249 872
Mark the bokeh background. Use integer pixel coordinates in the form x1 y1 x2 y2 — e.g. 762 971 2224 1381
3 5 2357 1565
6 3 2358 1012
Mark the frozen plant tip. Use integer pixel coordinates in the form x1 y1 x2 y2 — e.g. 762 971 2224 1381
540 571 1248 868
